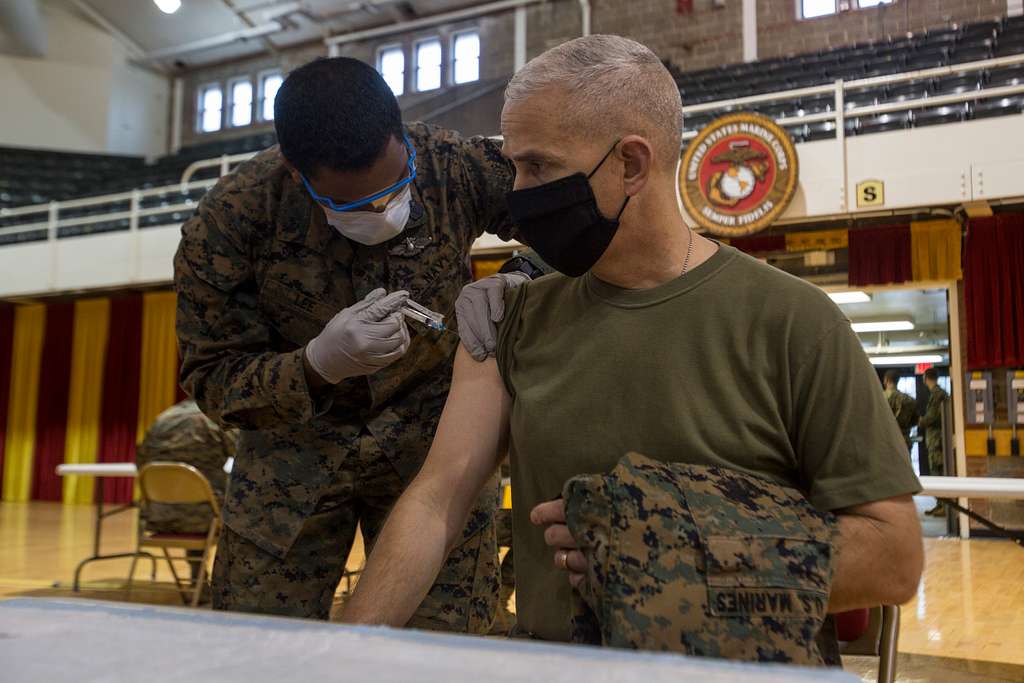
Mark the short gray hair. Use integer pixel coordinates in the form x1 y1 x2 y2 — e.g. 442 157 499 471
505 35 683 170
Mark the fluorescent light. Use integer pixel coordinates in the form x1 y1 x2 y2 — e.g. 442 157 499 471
869 354 943 366
828 291 871 304
154 0 181 14
852 320 915 333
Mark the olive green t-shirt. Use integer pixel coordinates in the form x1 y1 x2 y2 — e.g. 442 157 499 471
495 244 921 642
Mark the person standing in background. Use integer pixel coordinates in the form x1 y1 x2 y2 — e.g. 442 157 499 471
919 368 950 515
884 370 918 458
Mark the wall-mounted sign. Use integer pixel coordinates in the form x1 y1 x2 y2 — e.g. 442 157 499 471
679 112 799 237
856 179 885 208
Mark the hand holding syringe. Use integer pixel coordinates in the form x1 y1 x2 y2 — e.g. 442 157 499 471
402 299 447 332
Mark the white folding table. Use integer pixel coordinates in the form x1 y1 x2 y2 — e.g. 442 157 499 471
0 598 858 682
55 463 156 591
918 475 1024 543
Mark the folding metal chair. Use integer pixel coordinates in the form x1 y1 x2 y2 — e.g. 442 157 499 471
839 605 901 683
128 462 221 607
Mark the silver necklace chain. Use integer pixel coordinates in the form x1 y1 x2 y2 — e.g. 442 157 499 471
681 229 694 275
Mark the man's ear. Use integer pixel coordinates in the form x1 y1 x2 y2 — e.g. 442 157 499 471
618 135 653 197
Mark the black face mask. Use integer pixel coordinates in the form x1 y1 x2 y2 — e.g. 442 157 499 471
505 142 629 278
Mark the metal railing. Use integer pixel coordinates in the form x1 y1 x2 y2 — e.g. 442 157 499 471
2 53 1023 245
179 152 257 189
681 52 1024 139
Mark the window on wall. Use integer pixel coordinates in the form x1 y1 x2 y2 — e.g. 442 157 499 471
259 71 283 122
378 46 405 96
800 0 893 18
229 78 253 127
416 38 443 92
198 83 223 133
452 31 480 85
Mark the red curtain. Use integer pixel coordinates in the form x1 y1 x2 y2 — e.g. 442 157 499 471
964 214 1024 369
31 303 74 501
0 305 14 495
98 295 143 503
848 224 912 287
730 234 786 254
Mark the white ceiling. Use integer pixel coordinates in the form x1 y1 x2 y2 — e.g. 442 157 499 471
70 0 485 69
836 288 949 329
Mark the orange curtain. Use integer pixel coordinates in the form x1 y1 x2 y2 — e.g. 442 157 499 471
472 258 507 281
911 219 963 282
136 292 179 443
2 305 45 502
62 298 111 504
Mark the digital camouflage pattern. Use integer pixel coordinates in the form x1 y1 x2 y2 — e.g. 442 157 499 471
174 122 512 625
564 452 837 665
211 438 501 628
136 400 237 535
886 388 918 454
919 384 949 475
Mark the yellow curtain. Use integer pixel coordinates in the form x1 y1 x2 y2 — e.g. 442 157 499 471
785 229 848 253
136 291 179 444
471 258 507 281
2 305 45 502
62 298 110 504
911 219 963 281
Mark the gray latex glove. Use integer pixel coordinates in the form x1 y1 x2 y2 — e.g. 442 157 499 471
455 272 530 362
305 288 411 384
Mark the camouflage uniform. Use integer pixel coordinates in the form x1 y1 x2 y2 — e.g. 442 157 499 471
919 385 949 476
564 452 837 666
136 399 237 535
885 388 918 456
174 122 512 626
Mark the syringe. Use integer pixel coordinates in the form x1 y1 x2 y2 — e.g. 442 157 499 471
402 299 447 331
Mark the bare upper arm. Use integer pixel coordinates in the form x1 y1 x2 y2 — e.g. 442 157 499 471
835 494 923 572
411 345 512 528
837 494 919 526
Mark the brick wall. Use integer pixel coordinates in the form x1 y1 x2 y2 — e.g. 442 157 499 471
175 0 1010 148
756 0 1008 61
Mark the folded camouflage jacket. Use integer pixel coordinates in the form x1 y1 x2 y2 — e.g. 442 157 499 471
564 452 837 665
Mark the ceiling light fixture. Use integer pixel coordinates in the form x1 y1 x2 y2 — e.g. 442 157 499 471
869 354 944 366
154 0 182 15
852 320 915 333
828 291 871 304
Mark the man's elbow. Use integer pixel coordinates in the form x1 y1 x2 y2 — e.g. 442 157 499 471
889 534 924 604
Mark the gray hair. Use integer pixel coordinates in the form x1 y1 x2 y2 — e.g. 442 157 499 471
505 35 683 170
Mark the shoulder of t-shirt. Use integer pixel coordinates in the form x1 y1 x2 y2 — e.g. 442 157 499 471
497 272 567 338
495 272 571 394
722 245 849 327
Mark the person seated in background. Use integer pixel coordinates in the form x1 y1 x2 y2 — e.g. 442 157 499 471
341 35 923 659
136 399 238 581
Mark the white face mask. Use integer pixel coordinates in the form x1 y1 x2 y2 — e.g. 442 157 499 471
323 184 412 246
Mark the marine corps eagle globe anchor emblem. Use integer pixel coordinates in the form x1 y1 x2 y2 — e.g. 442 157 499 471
679 112 799 237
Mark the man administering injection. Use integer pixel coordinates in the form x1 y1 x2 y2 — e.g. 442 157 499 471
174 57 533 627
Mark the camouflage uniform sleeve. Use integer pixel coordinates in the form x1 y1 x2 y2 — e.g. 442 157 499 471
453 132 516 241
919 392 942 429
174 205 321 430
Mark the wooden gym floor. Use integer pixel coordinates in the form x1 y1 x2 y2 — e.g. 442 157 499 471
2 501 1024 682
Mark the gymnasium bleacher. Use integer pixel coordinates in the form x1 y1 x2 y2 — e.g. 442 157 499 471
0 132 276 244
2 15 1023 246
672 14 1024 141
